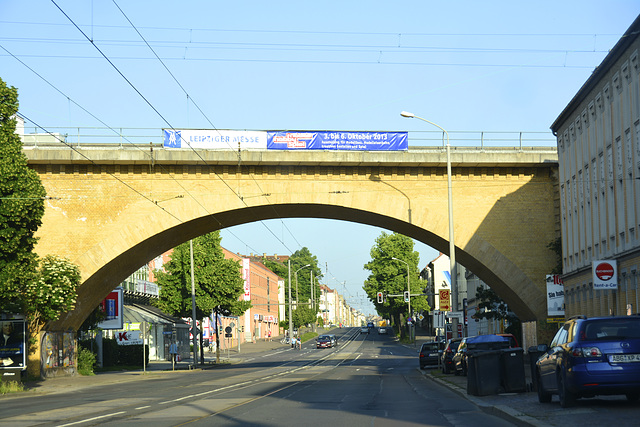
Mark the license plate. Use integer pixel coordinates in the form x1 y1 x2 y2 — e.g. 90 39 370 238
429 353 438 357
610 354 640 363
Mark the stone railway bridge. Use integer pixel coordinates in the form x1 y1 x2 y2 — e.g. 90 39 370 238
24 145 559 330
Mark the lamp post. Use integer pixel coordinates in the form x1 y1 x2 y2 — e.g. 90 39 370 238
288 260 292 346
401 111 458 337
392 256 412 341
294 264 311 306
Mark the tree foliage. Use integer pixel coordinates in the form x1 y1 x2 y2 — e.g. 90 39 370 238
473 284 521 337
291 305 315 329
0 78 46 313
547 237 562 275
24 255 81 351
363 232 429 335
262 247 323 324
153 231 251 318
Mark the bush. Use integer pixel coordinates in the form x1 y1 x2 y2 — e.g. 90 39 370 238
77 347 97 375
0 380 24 394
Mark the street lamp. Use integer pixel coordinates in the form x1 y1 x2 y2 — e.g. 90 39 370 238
401 111 458 338
294 264 311 306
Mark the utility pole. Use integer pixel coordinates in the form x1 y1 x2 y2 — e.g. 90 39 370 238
189 240 198 367
288 260 293 347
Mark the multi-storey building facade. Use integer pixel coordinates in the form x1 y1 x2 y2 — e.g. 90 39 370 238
551 16 640 317
222 249 281 343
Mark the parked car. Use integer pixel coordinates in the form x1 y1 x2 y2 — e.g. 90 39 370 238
419 341 444 369
360 326 369 334
536 315 640 407
316 335 333 349
451 337 471 375
497 333 519 348
441 338 462 374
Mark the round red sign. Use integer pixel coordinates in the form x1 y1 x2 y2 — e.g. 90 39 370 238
595 262 615 281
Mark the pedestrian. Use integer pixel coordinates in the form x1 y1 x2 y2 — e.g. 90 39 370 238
268 330 271 341
169 340 178 370
291 336 296 349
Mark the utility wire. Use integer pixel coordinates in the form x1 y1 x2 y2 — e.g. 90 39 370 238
20 113 183 224
110 0 302 250
1 42 260 254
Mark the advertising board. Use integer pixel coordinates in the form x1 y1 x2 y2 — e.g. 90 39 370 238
266 131 408 151
593 260 618 290
0 315 26 370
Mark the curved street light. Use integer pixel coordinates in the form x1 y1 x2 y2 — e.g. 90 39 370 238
401 111 458 338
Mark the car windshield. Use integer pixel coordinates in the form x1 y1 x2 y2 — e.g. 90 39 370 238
422 343 439 351
580 318 640 341
319 336 330 340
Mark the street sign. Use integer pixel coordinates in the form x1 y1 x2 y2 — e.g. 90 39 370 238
439 289 451 311
433 311 445 328
445 311 464 321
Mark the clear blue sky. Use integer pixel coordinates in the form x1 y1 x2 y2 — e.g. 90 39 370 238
1 1 638 315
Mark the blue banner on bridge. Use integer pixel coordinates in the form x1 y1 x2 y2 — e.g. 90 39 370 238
266 131 408 151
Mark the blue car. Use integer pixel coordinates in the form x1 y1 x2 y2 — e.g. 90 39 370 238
536 315 640 407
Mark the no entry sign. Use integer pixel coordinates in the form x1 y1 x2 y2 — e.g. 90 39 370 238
593 260 618 290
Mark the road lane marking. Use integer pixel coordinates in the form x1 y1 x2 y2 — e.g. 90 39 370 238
56 411 126 426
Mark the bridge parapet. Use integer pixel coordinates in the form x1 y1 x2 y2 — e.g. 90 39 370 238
24 145 557 167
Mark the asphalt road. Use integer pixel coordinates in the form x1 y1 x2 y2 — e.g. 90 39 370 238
0 328 514 427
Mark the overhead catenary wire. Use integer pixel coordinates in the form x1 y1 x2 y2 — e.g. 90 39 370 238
1 42 261 254
109 0 302 251
48 0 300 254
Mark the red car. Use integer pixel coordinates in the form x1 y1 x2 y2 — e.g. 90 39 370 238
316 335 332 349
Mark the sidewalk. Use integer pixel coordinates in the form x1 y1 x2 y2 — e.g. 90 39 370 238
411 327 542 427
14 338 292 397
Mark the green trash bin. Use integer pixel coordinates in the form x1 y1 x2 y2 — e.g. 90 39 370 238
0 368 23 383
500 347 526 393
467 350 502 396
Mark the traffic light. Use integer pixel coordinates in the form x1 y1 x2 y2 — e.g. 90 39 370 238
377 291 383 304
404 291 410 302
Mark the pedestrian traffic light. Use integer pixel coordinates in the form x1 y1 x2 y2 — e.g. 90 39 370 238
377 291 383 304
404 291 410 302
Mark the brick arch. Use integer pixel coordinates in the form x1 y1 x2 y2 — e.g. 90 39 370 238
51 203 541 330
29 148 558 330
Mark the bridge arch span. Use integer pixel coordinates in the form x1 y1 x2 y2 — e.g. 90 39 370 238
27 146 557 330
56 203 540 330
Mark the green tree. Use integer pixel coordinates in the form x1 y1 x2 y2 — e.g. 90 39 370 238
363 232 429 338
291 305 315 329
153 231 251 360
473 284 521 340
262 247 323 324
154 231 251 317
0 78 46 314
24 255 81 350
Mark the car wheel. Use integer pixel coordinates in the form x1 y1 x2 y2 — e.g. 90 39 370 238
558 371 576 408
626 393 640 402
442 363 449 374
537 372 552 403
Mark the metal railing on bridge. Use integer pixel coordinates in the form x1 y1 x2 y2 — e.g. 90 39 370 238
18 126 556 150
